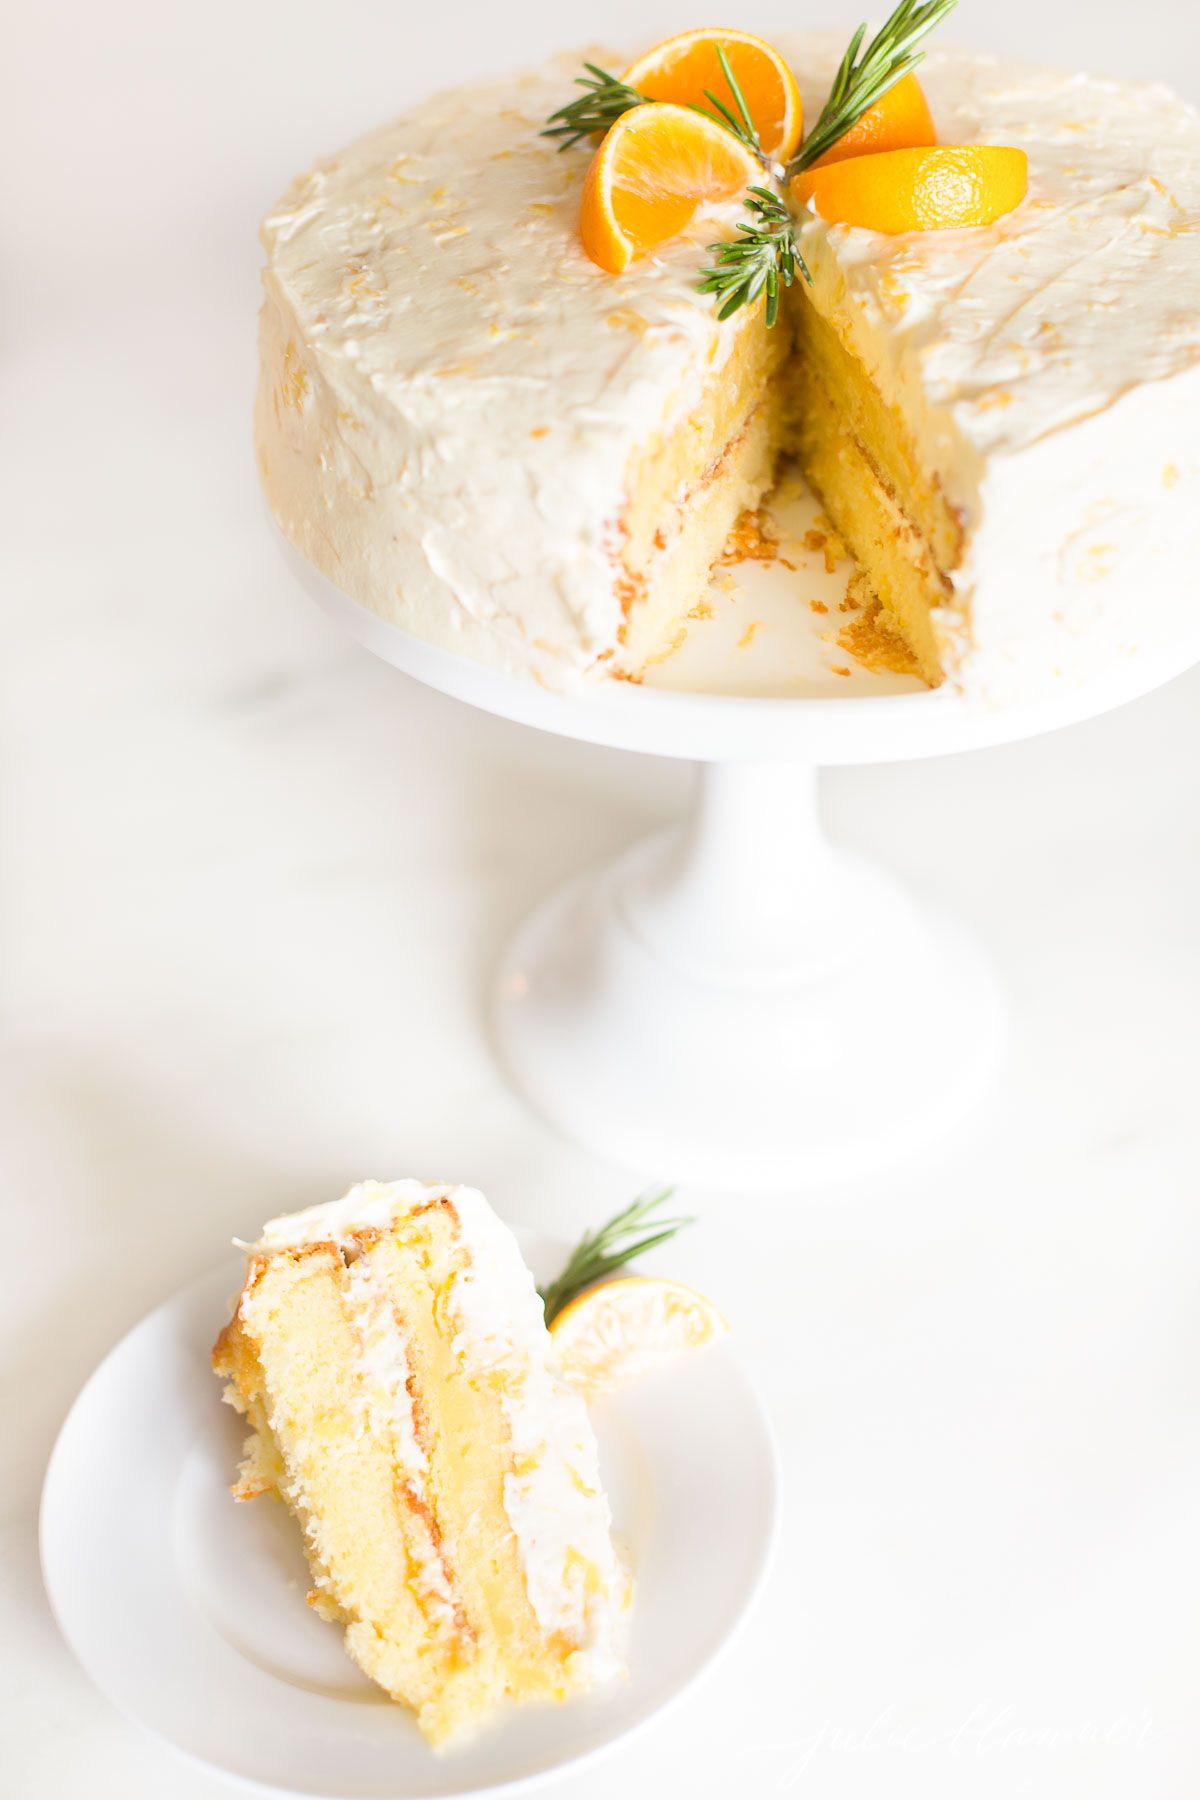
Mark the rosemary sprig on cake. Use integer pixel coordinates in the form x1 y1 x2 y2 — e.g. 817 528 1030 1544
539 1186 693 1325
542 63 649 150
788 0 959 174
547 7 1002 326
698 186 807 325
544 46 766 160
693 46 762 155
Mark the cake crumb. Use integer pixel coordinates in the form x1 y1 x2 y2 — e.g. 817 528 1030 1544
837 596 922 677
822 533 847 574
720 508 780 565
810 600 828 614
831 665 852 678
737 620 765 651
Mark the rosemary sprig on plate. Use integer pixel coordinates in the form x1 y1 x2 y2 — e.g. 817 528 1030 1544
542 63 648 150
539 1186 693 1325
698 184 809 326
788 0 959 175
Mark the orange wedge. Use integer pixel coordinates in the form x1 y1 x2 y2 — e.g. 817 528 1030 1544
808 72 935 168
792 145 1028 234
549 1275 730 1401
623 28 803 165
580 103 762 273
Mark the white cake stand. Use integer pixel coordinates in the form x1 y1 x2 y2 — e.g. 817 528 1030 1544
282 473 1198 1189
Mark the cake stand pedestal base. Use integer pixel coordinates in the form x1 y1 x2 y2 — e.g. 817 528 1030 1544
494 761 1004 1189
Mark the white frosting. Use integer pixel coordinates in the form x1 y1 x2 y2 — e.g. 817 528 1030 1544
255 51 748 685
255 38 1200 704
256 1177 441 1249
252 1180 625 1672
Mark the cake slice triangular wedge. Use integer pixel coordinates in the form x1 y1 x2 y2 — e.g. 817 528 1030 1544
213 1180 628 1746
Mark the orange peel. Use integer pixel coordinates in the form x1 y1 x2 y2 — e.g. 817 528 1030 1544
623 28 803 164
580 102 762 273
808 71 935 168
792 145 1029 233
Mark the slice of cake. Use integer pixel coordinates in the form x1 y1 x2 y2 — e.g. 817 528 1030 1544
212 1180 627 1746
255 32 1200 703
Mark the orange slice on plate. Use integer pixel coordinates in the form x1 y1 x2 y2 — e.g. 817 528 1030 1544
623 28 803 165
808 72 935 168
549 1275 730 1400
580 102 762 273
792 145 1029 234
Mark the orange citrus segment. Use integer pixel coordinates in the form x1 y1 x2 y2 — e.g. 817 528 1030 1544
623 28 803 164
549 1275 730 1400
809 72 935 168
580 103 762 273
792 145 1029 234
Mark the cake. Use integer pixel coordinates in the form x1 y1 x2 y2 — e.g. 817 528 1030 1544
212 1180 627 1746
255 33 1200 704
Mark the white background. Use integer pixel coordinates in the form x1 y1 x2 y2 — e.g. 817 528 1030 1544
6 0 1200 1795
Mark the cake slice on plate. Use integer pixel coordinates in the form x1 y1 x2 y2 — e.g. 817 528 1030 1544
213 1179 627 1746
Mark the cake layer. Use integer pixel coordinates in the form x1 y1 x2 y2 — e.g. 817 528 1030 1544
791 352 946 685
621 304 787 585
621 391 788 672
789 294 961 573
216 1243 482 1741
214 1180 626 1745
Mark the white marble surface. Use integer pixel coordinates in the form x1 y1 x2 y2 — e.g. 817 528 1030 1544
6 1 1200 1795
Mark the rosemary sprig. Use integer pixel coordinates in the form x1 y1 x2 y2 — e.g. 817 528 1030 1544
691 46 761 155
544 47 766 160
698 185 809 327
542 63 648 150
788 0 959 175
539 1186 693 1326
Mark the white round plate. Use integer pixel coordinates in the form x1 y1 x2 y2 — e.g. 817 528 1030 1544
41 1238 779 1798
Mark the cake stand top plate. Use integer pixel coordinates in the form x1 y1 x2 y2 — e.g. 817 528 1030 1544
283 471 1199 767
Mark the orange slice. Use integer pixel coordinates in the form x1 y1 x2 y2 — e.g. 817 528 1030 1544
549 1275 730 1400
808 72 935 168
623 28 803 165
580 103 762 273
792 145 1029 234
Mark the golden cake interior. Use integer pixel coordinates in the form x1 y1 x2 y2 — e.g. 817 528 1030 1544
213 1196 619 1747
618 284 957 685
